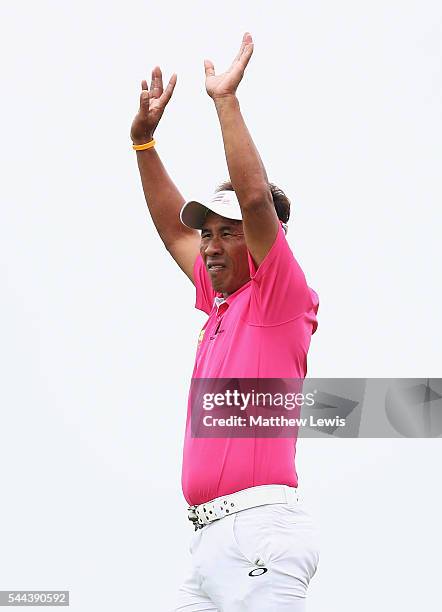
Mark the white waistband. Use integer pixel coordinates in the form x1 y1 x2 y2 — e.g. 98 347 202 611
188 485 300 530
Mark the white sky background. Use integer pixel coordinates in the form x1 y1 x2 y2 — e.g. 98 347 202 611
0 1 441 610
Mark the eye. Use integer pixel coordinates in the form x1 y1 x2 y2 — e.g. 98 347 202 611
201 231 211 239
222 230 233 237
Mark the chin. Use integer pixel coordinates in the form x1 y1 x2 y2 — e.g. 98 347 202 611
210 280 225 293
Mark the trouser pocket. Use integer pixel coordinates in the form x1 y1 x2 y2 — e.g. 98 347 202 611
231 504 320 577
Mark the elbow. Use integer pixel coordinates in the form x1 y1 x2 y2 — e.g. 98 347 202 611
238 186 273 211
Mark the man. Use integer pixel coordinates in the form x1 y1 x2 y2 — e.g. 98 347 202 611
131 33 320 611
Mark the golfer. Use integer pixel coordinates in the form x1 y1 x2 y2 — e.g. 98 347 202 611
131 33 320 611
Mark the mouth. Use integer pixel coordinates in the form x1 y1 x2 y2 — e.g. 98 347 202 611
207 262 226 274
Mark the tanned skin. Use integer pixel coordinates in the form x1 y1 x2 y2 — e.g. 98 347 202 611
131 32 279 294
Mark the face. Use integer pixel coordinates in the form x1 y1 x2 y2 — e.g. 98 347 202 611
200 212 250 296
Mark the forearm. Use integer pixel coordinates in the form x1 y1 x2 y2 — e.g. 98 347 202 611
214 96 271 204
136 147 194 245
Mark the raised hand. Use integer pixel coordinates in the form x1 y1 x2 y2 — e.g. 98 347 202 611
204 32 254 100
130 67 177 145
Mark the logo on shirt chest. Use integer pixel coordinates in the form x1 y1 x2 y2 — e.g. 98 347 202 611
197 328 206 347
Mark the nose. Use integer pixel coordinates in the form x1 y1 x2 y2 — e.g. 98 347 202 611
203 235 223 256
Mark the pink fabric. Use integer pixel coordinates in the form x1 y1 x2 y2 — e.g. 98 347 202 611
181 225 319 506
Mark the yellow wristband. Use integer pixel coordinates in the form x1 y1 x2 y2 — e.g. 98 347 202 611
132 139 156 151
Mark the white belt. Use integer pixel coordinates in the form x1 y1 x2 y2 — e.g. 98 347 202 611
187 484 300 530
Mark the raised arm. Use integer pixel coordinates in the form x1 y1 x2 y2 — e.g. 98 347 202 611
204 33 280 266
130 67 200 282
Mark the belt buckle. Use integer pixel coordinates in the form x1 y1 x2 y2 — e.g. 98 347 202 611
188 505 203 531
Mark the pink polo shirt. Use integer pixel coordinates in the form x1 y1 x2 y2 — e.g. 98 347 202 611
181 225 319 506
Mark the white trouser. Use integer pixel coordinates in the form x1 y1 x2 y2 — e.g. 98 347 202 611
173 486 320 611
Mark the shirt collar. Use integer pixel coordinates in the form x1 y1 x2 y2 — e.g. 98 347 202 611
212 280 251 309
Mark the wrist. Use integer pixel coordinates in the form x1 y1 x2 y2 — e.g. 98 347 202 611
131 134 154 146
213 94 239 110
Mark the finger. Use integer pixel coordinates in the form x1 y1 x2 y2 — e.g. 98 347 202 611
238 42 254 70
150 66 163 99
204 59 215 77
139 81 150 118
233 32 248 62
243 31 253 45
230 32 252 69
159 73 177 106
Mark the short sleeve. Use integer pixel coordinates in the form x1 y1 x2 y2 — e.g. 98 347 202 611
247 225 319 328
193 255 216 315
